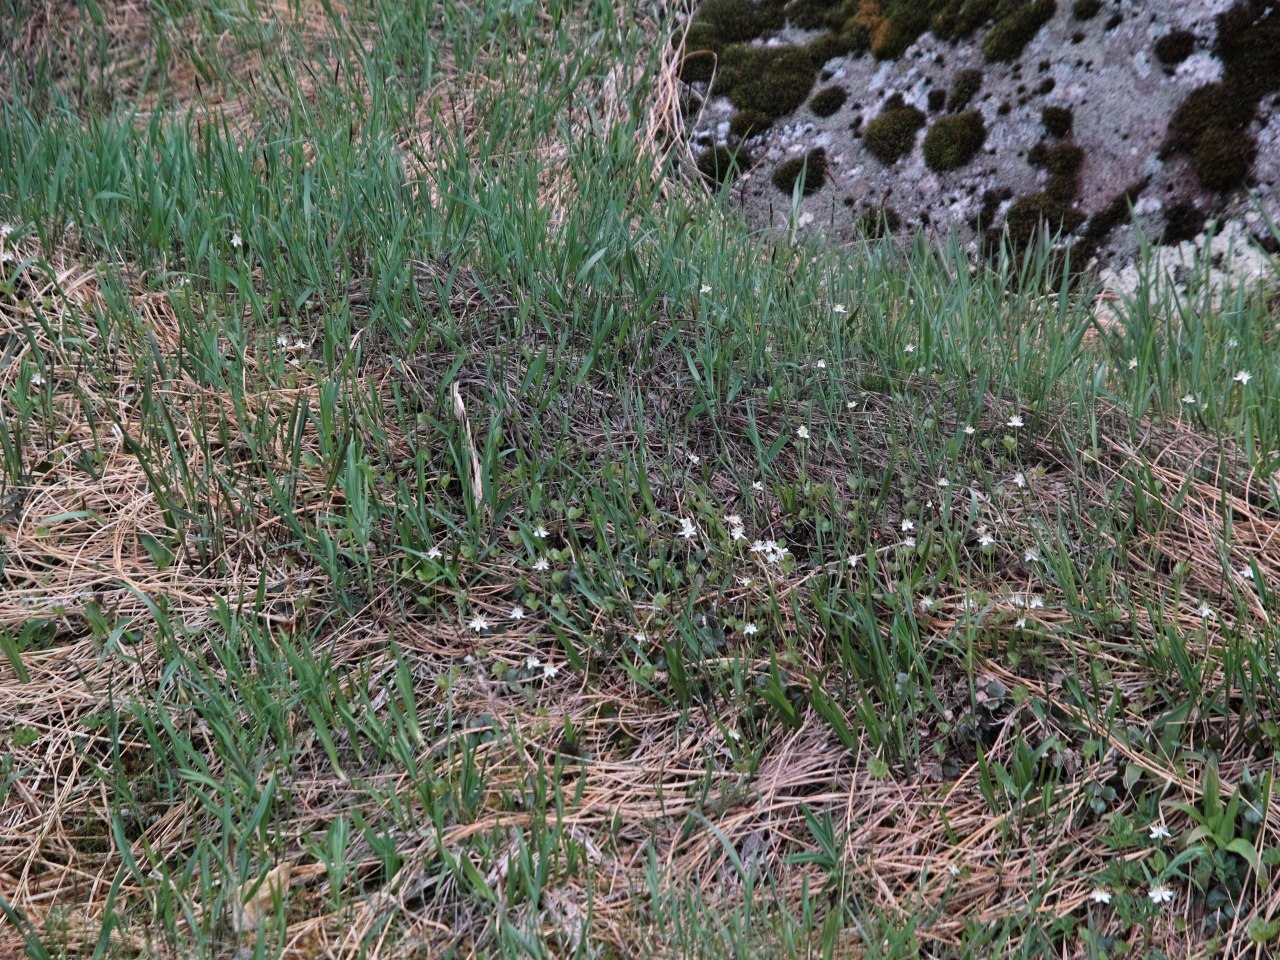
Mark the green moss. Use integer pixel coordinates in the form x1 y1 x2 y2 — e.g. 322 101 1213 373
982 0 1056 63
730 109 773 137
1165 83 1254 154
871 4 933 59
922 110 986 170
785 0 842 30
931 0 998 40
857 204 902 236
771 148 828 195
696 0 787 43
719 44 820 120
1041 105 1073 137
810 85 849 117
1216 1 1280 100
1071 0 1100 20
1194 126 1256 191
1002 192 1085 248
1154 30 1196 67
697 145 753 186
808 29 861 64
947 68 984 112
862 98 926 164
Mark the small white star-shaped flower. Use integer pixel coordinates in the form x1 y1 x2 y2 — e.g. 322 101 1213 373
468 616 489 633
741 622 758 635
903 343 915 354
1149 824 1171 840
678 518 697 540
1012 472 1027 489
815 359 826 369
738 576 754 587
1007 414 1023 428
1198 602 1214 620
1148 885 1174 904
700 284 711 294
1234 370 1252 385
542 663 559 679
30 373 44 387
963 425 976 435
751 480 764 492
426 546 443 560
1089 889 1112 904
526 656 542 670
918 597 935 611
1028 595 1045 609
1014 616 1027 628
1182 393 1196 404
847 554 863 568
1128 358 1138 370
978 533 995 548
688 452 701 465
936 478 949 487
510 605 525 620
1025 548 1039 563
634 632 647 643
902 537 916 548
795 425 810 440
231 232 242 248
724 514 742 526
533 524 548 538
832 303 847 314
533 557 550 572
901 519 914 532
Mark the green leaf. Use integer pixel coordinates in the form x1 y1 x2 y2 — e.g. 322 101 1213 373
1249 918 1280 943
1226 837 1262 875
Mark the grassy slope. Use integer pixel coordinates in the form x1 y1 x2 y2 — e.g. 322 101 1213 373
1 0 1279 956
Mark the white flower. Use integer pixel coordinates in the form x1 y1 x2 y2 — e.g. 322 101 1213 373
700 284 711 294
901 519 914 532
1227 339 1239 349
0 252 12 264
277 335 290 347
815 359 826 369
832 303 847 314
726 728 741 741
1148 885 1174 905
1024 548 1039 563
526 656 542 670
737 576 754 587
751 480 764 492
1012 472 1027 489
1241 566 1255 579
1014 616 1027 628
795 425 810 440
1007 414 1023 428
678 518 697 540
724 514 742 527
847 554 863 568
741 622 758 635
1198 602 1214 620
426 546 443 560
30 373 44 387
510 605 525 620
1128 358 1138 370
846 400 858 410
542 663 559 679
1149 824 1171 840
948 865 960 877
533 524 548 538
0 224 12 236
1234 370 1252 385
963 425 975 435
533 557 550 572
978 533 995 548
468 616 489 632
731 525 747 542
293 339 306 349
902 537 916 548
1182 393 1196 404
1089 889 1112 905
918 597 935 612
1028 595 1044 609
688 452 701 465
903 343 915 354
936 478 949 487
231 232 242 248
634 632 647 643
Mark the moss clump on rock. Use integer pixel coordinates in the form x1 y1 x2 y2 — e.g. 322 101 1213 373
922 111 986 170
947 68 984 111
697 145 753 186
863 96 926 164
771 148 828 195
807 30 861 64
1165 83 1255 153
1194 127 1256 190
730 109 773 137
982 0 1056 63
1154 30 1196 67
998 137 1084 250
718 44 821 120
1162 202 1206 245
1071 0 1100 19
1216 0 1280 101
810 85 849 117
1041 105 1073 137
930 0 998 41
785 0 842 30
696 0 787 43
871 3 933 59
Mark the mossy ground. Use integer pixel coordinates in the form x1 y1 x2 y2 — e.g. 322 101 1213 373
771 147 828 194
922 110 986 171
862 96 926 165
